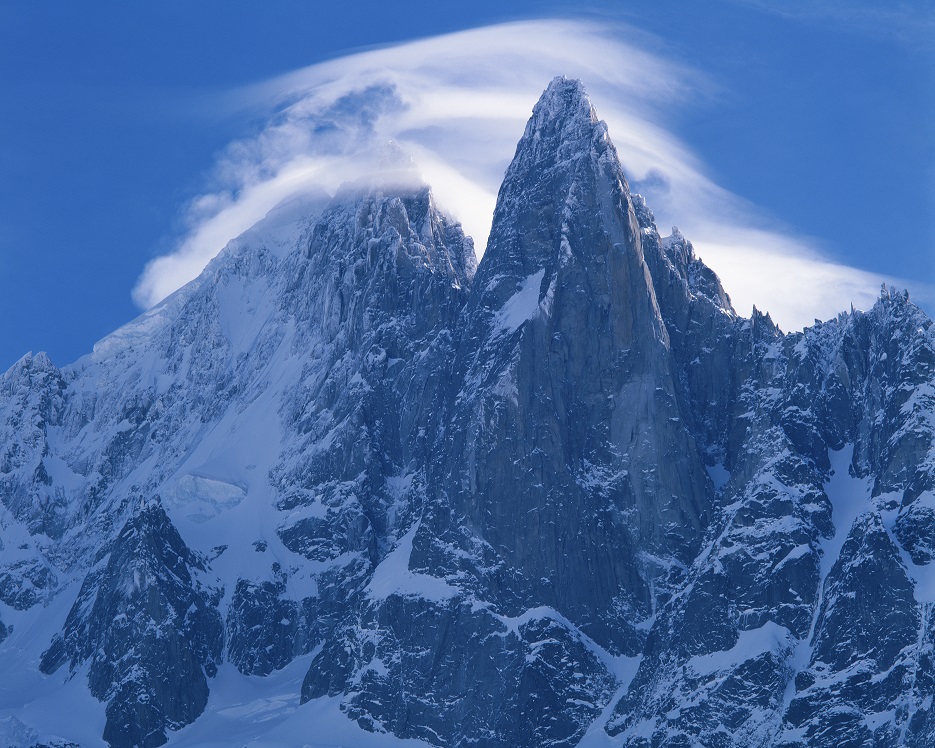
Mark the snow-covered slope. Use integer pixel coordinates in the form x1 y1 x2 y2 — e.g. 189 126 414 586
0 77 933 748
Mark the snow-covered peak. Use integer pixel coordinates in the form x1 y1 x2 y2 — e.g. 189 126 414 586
526 76 595 136
502 76 604 186
474 76 657 333
3 350 59 384
315 182 476 283
3 77 933 748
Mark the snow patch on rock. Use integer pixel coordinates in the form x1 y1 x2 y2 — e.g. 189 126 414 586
366 522 458 603
492 268 545 335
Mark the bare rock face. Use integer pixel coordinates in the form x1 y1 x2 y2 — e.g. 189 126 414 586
435 77 713 653
226 566 302 676
0 78 933 748
296 80 719 748
40 500 223 747
0 352 69 539
607 291 935 748
304 594 617 748
783 513 920 747
271 184 474 559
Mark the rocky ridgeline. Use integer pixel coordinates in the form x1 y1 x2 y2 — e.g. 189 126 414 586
0 78 932 748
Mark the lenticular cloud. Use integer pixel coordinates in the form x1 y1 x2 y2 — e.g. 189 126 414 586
132 18 917 331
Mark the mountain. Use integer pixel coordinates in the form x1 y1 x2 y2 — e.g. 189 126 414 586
0 77 932 748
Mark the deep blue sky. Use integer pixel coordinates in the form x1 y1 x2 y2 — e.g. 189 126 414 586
1 0 932 371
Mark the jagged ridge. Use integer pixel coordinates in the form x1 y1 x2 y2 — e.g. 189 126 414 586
0 78 932 748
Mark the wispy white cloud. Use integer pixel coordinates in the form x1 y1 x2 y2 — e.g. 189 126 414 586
133 19 707 309
133 18 928 332
690 229 918 328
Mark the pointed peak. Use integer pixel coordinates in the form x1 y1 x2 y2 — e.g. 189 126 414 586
546 75 586 93
311 177 476 293
631 193 656 231
478 77 640 290
533 76 594 121
495 77 614 208
5 350 60 382
16 350 56 371
521 77 599 150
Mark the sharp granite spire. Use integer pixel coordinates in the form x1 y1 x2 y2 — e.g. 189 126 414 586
0 78 932 748
431 73 713 657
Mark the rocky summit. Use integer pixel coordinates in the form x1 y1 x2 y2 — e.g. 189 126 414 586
0 77 933 748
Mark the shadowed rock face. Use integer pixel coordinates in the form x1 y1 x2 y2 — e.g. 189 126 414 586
40 501 223 748
0 352 69 539
606 291 935 748
303 595 618 748
433 77 713 653
782 513 920 748
0 78 933 748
